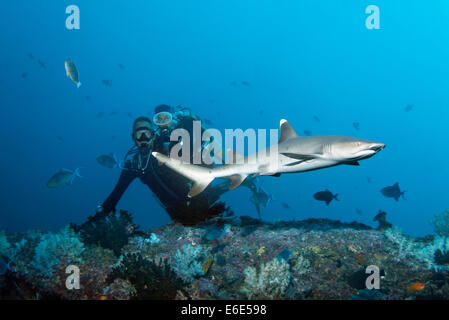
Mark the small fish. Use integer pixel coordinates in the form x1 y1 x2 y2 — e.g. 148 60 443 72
97 112 104 119
241 81 250 87
96 153 118 169
65 60 82 88
355 208 362 215
313 190 339 206
408 282 425 291
405 104 413 112
38 60 46 69
46 168 82 188
303 130 312 136
21 72 27 79
353 122 360 130
118 63 126 70
256 246 266 256
281 202 291 209
109 112 117 116
380 182 406 201
102 80 112 87
127 112 133 118
313 115 320 122
56 136 63 141
366 176 372 184
230 81 238 86
27 53 34 60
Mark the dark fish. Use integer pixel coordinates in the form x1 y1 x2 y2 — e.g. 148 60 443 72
96 153 118 169
56 136 63 141
353 122 360 130
366 176 372 183
313 115 320 122
110 112 117 116
380 182 406 201
46 168 82 188
241 81 250 87
21 72 27 79
355 208 362 215
313 190 339 206
281 202 291 209
303 130 312 136
97 112 104 119
38 60 46 69
27 53 34 60
102 80 112 87
373 210 392 230
249 187 272 219
230 81 238 86
127 112 133 118
118 63 126 70
405 104 413 112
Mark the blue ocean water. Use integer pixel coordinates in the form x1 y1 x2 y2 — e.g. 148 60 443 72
0 0 448 237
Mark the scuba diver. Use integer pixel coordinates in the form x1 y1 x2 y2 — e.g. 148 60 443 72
97 105 251 225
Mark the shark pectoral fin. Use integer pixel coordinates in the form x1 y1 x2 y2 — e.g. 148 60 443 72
344 161 360 166
278 119 300 143
228 174 248 190
188 177 214 197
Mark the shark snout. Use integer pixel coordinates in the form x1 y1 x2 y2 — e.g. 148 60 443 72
368 142 385 152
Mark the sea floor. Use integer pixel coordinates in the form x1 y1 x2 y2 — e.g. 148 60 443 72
1 213 448 300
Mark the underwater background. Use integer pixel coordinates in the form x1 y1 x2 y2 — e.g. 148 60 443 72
1 0 448 238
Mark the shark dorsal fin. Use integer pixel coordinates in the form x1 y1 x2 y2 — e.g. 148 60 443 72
279 119 299 143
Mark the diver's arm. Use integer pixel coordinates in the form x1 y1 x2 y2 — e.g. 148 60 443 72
101 169 136 213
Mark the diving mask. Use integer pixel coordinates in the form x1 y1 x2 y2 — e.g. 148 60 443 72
153 111 173 128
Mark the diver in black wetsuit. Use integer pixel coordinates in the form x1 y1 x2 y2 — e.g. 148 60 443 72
96 106 237 225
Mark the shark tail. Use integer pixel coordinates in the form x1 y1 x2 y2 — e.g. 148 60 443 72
334 193 339 201
152 152 215 198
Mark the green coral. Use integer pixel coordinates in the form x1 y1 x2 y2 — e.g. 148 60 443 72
32 226 84 277
173 244 207 283
241 257 291 299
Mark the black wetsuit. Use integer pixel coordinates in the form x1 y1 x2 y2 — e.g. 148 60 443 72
102 116 231 224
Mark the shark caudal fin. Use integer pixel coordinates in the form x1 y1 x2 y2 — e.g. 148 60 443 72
152 152 215 198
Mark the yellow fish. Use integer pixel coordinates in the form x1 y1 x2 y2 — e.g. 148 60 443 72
256 246 266 256
65 59 81 88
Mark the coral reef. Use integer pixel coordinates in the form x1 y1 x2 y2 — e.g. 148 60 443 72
70 210 144 256
2 212 449 300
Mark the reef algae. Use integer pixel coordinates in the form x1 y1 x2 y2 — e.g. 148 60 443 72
1 212 449 300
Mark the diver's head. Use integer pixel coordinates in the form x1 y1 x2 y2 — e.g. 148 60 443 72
153 104 174 129
132 116 154 149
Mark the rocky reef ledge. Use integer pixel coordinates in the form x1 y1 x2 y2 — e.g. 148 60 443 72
1 212 448 300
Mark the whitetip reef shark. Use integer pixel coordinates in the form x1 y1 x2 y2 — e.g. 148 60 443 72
152 119 385 197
